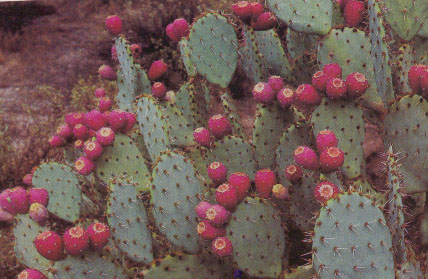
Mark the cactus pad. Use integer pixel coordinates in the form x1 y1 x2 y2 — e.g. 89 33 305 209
175 81 209 129
219 91 246 139
240 26 268 83
179 39 197 77
286 29 319 60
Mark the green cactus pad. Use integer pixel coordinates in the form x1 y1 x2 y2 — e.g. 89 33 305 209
286 29 319 60
396 261 424 279
129 130 151 163
210 135 257 180
240 26 268 83
32 162 81 222
396 44 415 94
267 0 333 35
414 37 428 64
227 197 286 278
312 99 365 179
175 81 209 129
383 0 428 41
188 13 238 88
312 192 395 279
417 20 428 38
151 151 204 254
14 215 51 272
282 265 315 279
107 177 153 264
185 147 215 185
384 95 428 193
317 28 384 110
179 39 197 77
219 90 246 139
136 96 171 161
292 53 317 85
95 134 151 193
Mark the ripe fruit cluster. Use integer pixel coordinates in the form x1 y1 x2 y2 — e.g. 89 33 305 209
231 1 277 30
193 114 233 147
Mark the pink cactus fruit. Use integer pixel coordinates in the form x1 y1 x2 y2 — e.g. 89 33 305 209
228 172 251 202
64 226 90 255
295 84 321 106
34 230 64 261
74 157 95 175
74 139 84 149
195 201 211 219
272 184 289 200
122 112 137 134
344 0 365 27
96 127 115 146
252 82 275 104
98 65 117 81
208 114 232 139
232 1 252 21
87 222 110 249
211 236 233 256
85 110 107 131
216 183 238 210
108 109 128 132
314 181 339 204
23 173 33 186
253 12 277 31
346 72 369 99
284 164 303 182
268 76 284 93
207 162 228 185
105 15 122 36
17 269 47 279
254 169 277 198
98 97 112 112
193 127 211 147
166 23 179 42
205 204 230 227
94 88 106 98
49 135 65 148
56 124 73 140
83 141 103 160
73 124 88 140
152 82 167 99
148 60 168 80
250 2 264 19
0 206 14 222
277 88 295 108
197 220 226 240
130 43 141 59
0 189 17 215
322 63 342 80
173 18 190 40
316 130 338 151
319 147 345 173
408 64 428 93
29 188 49 207
7 187 30 214
29 203 49 226
312 71 329 91
326 78 347 99
294 146 319 170
65 112 84 127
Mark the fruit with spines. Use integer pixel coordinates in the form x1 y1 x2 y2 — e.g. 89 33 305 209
193 127 211 147
277 88 295 108
98 65 117 80
252 82 275 104
319 147 345 172
56 124 73 139
208 162 228 185
272 184 288 199
34 230 64 261
254 169 277 198
74 156 95 175
87 222 110 250
268 76 284 93
211 236 233 256
322 63 342 79
96 127 115 146
85 110 107 131
232 1 252 21
295 84 321 106
63 226 89 256
83 141 103 160
346 72 369 98
205 204 230 227
29 203 49 226
228 172 251 202
172 18 190 39
284 164 303 182
98 97 112 112
312 71 329 91
152 82 167 99
17 269 47 279
49 135 64 148
148 60 168 80
253 12 277 31
65 112 84 127
197 220 226 240
73 124 88 140
195 201 212 219
316 130 338 151
105 15 122 35
408 65 428 93
94 88 106 97
326 78 347 99
208 114 232 139
215 183 238 210
108 109 127 132
313 181 339 203
294 146 319 170
344 0 365 27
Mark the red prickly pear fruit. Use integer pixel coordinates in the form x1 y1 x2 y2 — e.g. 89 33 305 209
322 63 342 80
419 71 428 95
314 181 339 203
319 147 345 172
122 112 137 133
72 124 88 140
87 222 110 250
193 127 211 147
108 109 127 132
277 88 295 108
216 183 238 210
85 110 107 131
197 220 226 240
326 78 347 99
88 130 96 138
173 18 190 40
98 97 112 112
212 236 233 256
250 2 264 19
338 0 350 11
208 114 232 139
295 84 321 106
284 164 303 182
408 64 428 93
23 173 33 186
294 146 319 170
207 162 228 184
29 203 49 226
316 130 338 151
83 141 103 160
98 65 117 81
228 172 251 202
74 139 84 149
56 124 73 140
64 226 90 255
253 12 277 31
195 201 211 219
34 231 64 261
105 15 122 36
95 88 106 98
148 60 168 80
345 72 369 99
96 127 115 146
29 188 49 207
74 157 95 175
65 112 84 127
7 187 29 214
152 82 167 99
0 189 17 215
166 23 179 42
268 76 284 93
255 169 277 198
252 82 275 104
49 135 65 148
129 43 141 59
0 206 14 222
205 204 230 227
17 269 47 279
312 71 329 91
232 1 252 21
344 0 365 27
272 184 289 199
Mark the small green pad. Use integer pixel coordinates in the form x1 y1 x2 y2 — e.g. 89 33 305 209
33 162 81 222
227 197 286 278
175 81 209 129
286 29 319 60
267 0 333 35
179 39 197 77
96 134 151 193
240 26 268 83
151 151 204 254
396 44 415 94
313 192 395 279
188 13 238 88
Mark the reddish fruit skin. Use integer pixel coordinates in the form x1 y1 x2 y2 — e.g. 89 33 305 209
252 82 275 104
345 72 369 98
228 172 251 202
108 109 128 132
85 110 107 131
419 71 428 95
268 76 284 93
17 268 47 279
49 135 65 148
212 236 233 256
408 65 428 93
94 88 106 98
195 201 211 219
216 183 238 210
314 181 339 203
197 220 226 240
326 78 347 99
208 115 232 139
316 130 338 151
130 44 141 59
98 65 117 81
272 184 289 199
73 124 88 140
312 71 329 91
0 189 17 215
152 82 167 99
23 173 33 186
56 124 73 139
284 165 303 182
173 18 190 40
250 2 264 19
344 0 365 27
294 146 319 170
166 23 179 42
29 188 49 207
205 204 230 227
74 157 95 175
34 231 64 261
111 45 118 60
319 147 345 172
193 127 211 147
65 112 84 127
122 112 137 133
207 162 228 184
295 84 321 106
232 1 252 21
277 88 295 108
148 60 168 80
29 203 49 226
98 97 112 112
253 12 277 31
64 226 90 255
83 141 103 160
254 169 277 199
339 0 350 11
0 206 14 222
74 140 84 149
87 222 110 249
7 187 30 214
96 127 115 146
322 63 342 80
105 15 122 36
